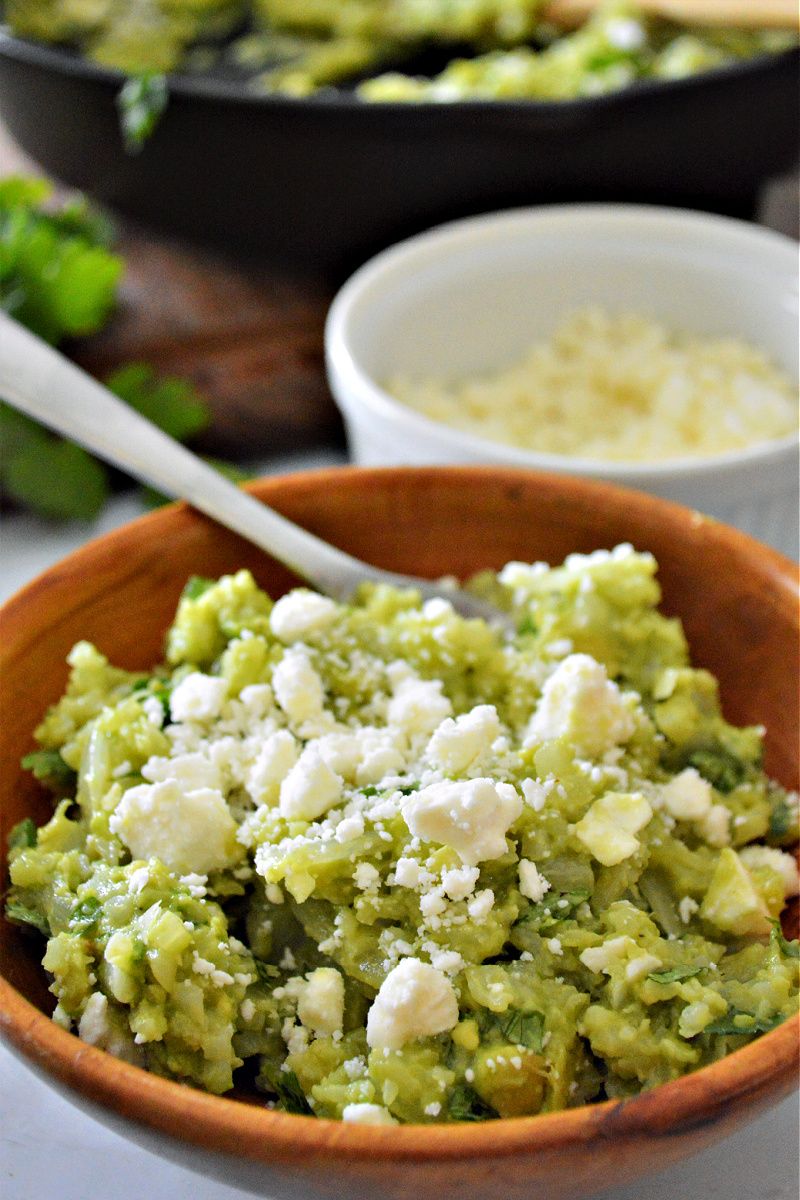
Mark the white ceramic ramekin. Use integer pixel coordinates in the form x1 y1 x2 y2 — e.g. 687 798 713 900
326 206 799 558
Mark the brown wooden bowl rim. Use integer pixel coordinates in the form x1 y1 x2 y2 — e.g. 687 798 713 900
1 465 798 1166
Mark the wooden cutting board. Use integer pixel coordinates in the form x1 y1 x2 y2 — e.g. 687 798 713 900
2 125 340 458
71 223 340 457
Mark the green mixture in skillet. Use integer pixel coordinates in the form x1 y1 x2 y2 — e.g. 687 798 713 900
7 546 799 1123
5 1 796 99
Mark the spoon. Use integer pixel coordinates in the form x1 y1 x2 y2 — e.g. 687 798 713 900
0 312 514 632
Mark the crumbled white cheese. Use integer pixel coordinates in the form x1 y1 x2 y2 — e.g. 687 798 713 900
170 673 228 723
580 936 637 975
143 751 221 792
574 792 652 867
241 998 256 1022
354 862 380 891
279 746 342 821
387 677 452 737
420 890 447 918
518 859 550 903
343 1056 366 1081
394 857 422 889
335 813 366 844
180 872 208 898
297 967 345 1036
441 865 480 901
366 958 459 1050
272 650 326 724
429 948 464 976
342 1103 397 1125
269 590 338 643
77 992 138 1063
625 953 662 981
246 731 298 803
128 866 150 893
521 778 548 811
678 896 700 924
402 778 522 865
467 889 495 922
426 705 501 772
698 804 731 848
739 845 800 897
110 780 238 875
661 769 712 820
606 17 646 50
142 696 165 728
525 654 636 757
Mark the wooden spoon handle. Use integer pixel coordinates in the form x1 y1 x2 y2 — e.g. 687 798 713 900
545 0 800 29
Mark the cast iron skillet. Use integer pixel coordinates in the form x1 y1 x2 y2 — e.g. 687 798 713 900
0 29 797 279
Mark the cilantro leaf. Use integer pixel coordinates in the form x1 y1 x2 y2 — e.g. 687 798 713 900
768 797 794 842
447 1084 497 1122
770 921 800 961
70 896 102 933
705 1009 785 1036
685 747 744 793
5 898 49 935
0 179 123 343
262 1067 314 1115
648 965 704 984
4 438 109 520
117 74 169 152
8 818 37 851
496 1009 546 1051
21 749 78 788
182 576 215 601
107 363 210 441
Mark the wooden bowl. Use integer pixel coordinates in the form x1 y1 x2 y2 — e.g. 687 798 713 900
1 467 797 1200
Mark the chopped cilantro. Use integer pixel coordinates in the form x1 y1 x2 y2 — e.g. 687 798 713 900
107 363 210 442
4 437 108 520
7 818 37 851
705 1009 784 1037
70 896 102 932
21 749 77 788
686 747 745 793
496 1009 546 1052
182 576 215 601
647 965 704 984
770 921 800 961
0 176 122 342
519 888 591 930
447 1084 497 1122
117 73 169 152
5 898 49 935
768 797 793 841
263 1067 314 1115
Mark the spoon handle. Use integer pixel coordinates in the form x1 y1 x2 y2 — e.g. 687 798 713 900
0 314 513 628
0 312 377 599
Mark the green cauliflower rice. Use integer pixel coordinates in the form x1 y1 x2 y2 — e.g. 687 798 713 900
7 546 799 1123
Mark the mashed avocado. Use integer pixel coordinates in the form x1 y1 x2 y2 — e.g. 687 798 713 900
7 546 799 1123
6 1 796 98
